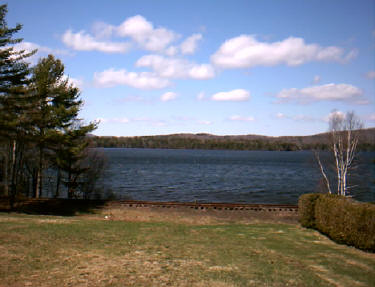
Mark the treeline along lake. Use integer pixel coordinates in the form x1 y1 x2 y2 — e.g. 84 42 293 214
94 148 375 204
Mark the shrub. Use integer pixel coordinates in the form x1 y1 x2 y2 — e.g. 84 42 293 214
299 193 375 252
298 193 321 228
314 195 375 251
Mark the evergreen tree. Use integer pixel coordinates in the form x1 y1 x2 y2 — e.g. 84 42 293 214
55 122 96 199
29 54 89 198
0 4 35 203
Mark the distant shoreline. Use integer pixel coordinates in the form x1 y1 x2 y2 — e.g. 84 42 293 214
89 128 375 151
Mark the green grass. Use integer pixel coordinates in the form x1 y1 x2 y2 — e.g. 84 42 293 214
0 213 374 286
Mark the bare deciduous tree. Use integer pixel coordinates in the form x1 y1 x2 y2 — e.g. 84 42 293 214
316 111 363 196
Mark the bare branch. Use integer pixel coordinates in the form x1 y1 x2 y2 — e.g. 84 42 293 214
314 151 332 194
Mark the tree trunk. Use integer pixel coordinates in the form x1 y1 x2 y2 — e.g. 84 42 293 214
55 168 61 198
9 140 17 209
37 145 43 198
3 150 8 196
315 151 331 194
32 168 38 198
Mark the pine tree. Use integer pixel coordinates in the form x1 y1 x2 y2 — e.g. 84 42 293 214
0 4 35 203
55 122 97 198
29 54 88 198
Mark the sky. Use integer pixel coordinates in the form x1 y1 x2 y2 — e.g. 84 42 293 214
6 0 375 137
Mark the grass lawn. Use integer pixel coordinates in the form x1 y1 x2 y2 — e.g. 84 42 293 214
0 208 374 286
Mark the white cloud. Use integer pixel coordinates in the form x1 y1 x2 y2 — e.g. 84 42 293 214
369 114 375 121
180 33 202 54
211 35 353 69
211 89 250 101
165 46 178 56
62 30 130 53
116 15 178 52
161 92 177 102
229 115 255 122
326 110 345 122
13 41 69 63
136 55 215 80
62 75 84 89
61 15 206 57
91 21 115 39
276 83 363 104
312 75 321 84
275 113 318 122
68 77 83 88
365 71 375 79
93 68 170 89
14 41 47 54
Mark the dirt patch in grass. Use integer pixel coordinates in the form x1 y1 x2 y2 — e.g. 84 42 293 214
90 205 298 225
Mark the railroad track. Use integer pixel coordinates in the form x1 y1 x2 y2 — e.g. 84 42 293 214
109 200 298 212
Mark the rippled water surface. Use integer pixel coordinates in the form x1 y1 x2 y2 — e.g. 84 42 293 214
98 148 375 204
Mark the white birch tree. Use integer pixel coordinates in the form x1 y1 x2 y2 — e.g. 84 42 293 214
316 111 363 196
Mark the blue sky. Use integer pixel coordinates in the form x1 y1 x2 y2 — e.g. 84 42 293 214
6 0 375 136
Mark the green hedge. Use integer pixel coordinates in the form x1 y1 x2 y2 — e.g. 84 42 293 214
298 193 375 252
298 193 321 228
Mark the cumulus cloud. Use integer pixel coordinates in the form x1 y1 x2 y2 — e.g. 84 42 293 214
229 115 255 122
93 68 170 89
276 83 363 104
136 55 215 80
211 35 354 69
165 46 178 56
62 15 207 56
116 15 178 52
365 71 375 79
161 91 177 102
62 30 130 53
369 114 375 121
180 33 202 54
211 89 250 101
91 21 115 39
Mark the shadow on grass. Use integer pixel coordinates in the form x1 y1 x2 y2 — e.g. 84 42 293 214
0 197 108 216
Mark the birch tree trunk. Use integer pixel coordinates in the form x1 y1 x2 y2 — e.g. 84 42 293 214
328 111 362 197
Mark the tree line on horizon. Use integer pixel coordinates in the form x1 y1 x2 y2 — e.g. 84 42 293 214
89 131 375 151
0 5 101 205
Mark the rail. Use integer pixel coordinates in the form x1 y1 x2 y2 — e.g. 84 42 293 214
109 200 298 212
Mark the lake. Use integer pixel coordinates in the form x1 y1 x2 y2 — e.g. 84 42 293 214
97 148 375 204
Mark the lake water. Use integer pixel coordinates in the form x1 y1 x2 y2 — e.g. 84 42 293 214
98 148 375 204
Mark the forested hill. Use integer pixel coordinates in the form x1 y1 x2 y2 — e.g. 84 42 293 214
89 128 375 151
